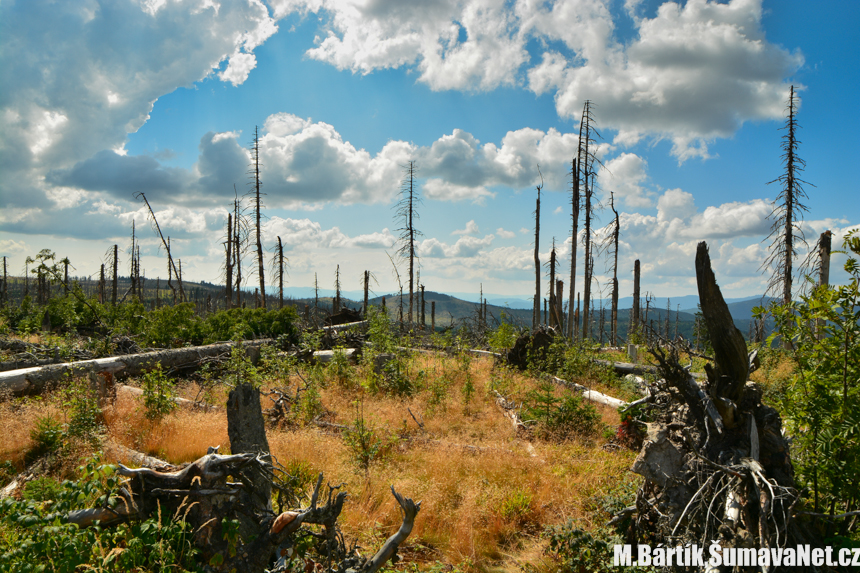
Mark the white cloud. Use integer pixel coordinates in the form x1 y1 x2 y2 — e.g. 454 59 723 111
418 233 494 258
453 220 480 235
656 188 696 222
271 0 799 161
600 153 653 208
1 0 278 206
423 179 494 204
263 217 397 251
543 0 803 160
496 227 516 239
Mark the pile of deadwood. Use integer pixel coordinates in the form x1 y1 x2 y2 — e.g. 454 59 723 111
61 383 418 573
620 243 819 569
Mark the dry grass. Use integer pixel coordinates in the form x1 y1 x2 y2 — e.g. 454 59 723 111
0 352 640 572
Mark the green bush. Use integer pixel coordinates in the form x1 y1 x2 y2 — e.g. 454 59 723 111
0 458 200 572
141 363 177 421
759 230 860 515
522 381 601 440
26 417 65 463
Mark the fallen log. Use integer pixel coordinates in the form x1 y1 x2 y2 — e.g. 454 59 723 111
117 384 219 411
549 375 628 410
0 339 270 398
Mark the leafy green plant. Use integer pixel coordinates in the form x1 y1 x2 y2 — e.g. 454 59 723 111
757 230 860 515
63 377 102 443
141 363 177 421
522 382 600 440
0 457 200 572
26 416 65 463
343 402 389 473
488 314 518 353
497 488 533 524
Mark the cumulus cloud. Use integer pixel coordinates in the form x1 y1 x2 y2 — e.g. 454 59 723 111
277 0 527 92
541 0 803 160
273 0 800 160
263 216 397 251
419 233 495 258
0 0 278 205
453 220 480 235
600 153 653 208
496 227 516 239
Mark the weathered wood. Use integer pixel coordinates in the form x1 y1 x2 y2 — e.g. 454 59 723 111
118 384 219 411
549 376 628 410
695 242 749 401
227 383 272 510
361 487 421 573
0 340 270 398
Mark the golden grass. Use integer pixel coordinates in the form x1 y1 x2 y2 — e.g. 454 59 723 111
0 352 640 572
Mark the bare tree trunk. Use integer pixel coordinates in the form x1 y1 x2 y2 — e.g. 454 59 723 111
555 279 564 332
363 270 370 317
431 301 435 332
334 265 341 313
226 213 233 309
420 284 426 329
568 157 579 339
548 244 557 328
533 176 542 329
632 260 640 341
818 229 832 288
251 126 266 309
111 244 118 306
136 192 184 302
277 236 284 309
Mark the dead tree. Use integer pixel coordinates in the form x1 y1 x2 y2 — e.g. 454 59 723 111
609 192 620 345
578 101 601 340
250 126 266 309
395 160 421 325
761 85 811 308
632 259 640 341
627 241 803 561
533 168 544 329
275 236 286 309
1 256 7 307
233 191 245 308
136 192 185 302
334 265 341 313
225 213 234 308
64 380 420 573
111 244 118 306
568 157 580 340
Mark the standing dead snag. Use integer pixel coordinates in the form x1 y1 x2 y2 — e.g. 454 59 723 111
761 85 811 309
568 157 580 340
533 167 543 329
627 241 802 563
395 160 421 326
250 126 267 309
136 192 185 302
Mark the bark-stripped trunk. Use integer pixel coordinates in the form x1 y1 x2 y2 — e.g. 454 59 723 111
252 126 266 309
568 157 579 340
111 244 118 306
226 213 233 309
533 186 541 329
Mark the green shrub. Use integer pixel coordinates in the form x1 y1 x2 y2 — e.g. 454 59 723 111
0 458 200 572
759 230 860 515
26 416 65 463
141 363 177 421
522 381 600 440
63 378 102 443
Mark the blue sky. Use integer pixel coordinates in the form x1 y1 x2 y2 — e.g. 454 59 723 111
1 0 858 304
